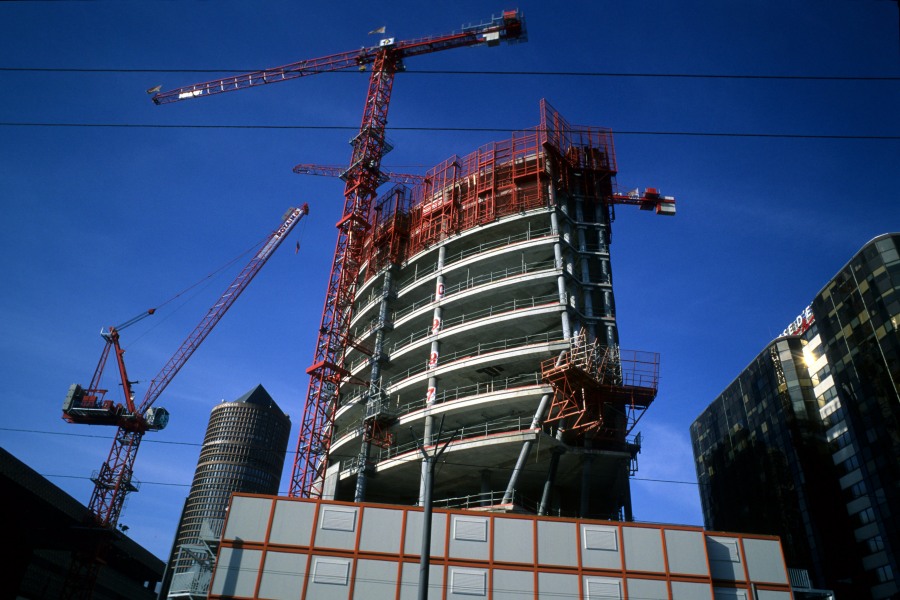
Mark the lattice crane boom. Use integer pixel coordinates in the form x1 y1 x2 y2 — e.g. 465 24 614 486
293 163 427 186
137 204 308 416
62 204 308 527
153 10 526 500
61 204 307 598
151 12 524 106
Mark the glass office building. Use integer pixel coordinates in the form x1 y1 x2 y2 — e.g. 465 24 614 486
691 233 899 600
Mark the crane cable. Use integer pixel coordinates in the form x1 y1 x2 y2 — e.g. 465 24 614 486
118 228 288 349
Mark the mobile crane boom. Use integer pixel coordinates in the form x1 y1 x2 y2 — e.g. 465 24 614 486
154 10 525 500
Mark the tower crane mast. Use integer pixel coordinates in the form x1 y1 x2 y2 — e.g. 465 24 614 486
154 9 526 499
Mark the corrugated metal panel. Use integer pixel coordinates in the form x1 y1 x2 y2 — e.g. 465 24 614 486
585 577 621 599
454 516 488 542
321 506 357 531
583 526 618 551
312 557 350 585
450 568 487 596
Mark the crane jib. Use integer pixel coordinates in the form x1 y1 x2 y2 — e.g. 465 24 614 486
256 205 306 259
152 10 525 106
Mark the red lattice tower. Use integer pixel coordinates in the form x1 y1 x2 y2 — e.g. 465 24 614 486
153 11 526 498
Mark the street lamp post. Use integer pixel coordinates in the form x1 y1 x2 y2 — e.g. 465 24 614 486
413 418 454 600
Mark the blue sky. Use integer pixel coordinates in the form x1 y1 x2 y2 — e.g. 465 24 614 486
1 0 898 561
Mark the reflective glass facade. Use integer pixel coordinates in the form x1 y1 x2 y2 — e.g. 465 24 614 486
691 233 900 600
810 233 900 599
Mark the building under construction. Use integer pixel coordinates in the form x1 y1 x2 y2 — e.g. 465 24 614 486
305 99 673 520
145 7 670 524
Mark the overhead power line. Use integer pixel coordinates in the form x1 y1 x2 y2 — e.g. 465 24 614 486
2 66 898 81
3 426 706 489
1 121 896 140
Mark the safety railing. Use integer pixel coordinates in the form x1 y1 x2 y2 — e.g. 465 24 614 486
376 414 537 462
385 331 566 387
334 376 547 445
348 294 561 373
396 225 556 291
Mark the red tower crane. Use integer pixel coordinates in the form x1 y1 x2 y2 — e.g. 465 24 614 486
153 10 526 499
61 205 307 597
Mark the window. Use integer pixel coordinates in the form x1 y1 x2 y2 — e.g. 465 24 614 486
875 565 894 584
856 507 876 526
848 481 867 499
839 453 859 472
312 558 350 585
832 429 852 450
817 386 838 408
814 364 831 385
866 535 885 554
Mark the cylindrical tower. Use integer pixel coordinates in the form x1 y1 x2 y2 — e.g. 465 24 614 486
162 384 290 598
321 100 659 521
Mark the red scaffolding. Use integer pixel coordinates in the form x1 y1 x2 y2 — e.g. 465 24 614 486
373 99 620 263
541 331 659 441
300 99 651 493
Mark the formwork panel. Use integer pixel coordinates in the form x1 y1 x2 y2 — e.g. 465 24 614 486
306 555 352 600
580 524 621 570
448 514 491 561
315 504 360 551
626 578 666 600
403 511 448 558
210 547 263 598
492 569 534 600
743 538 789 584
707 536 746 581
399 562 443 600
672 581 714 599
538 572 580 599
493 517 535 564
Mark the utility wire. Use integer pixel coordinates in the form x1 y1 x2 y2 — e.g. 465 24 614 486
1 121 896 140
2 426 706 489
2 66 898 81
